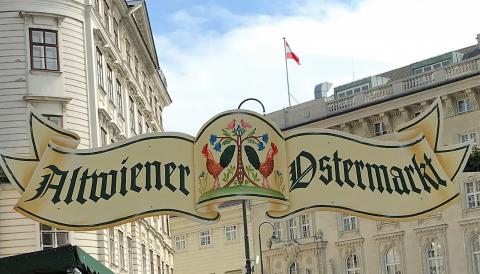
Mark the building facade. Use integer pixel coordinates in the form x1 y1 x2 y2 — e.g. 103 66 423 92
171 37 480 274
0 0 174 273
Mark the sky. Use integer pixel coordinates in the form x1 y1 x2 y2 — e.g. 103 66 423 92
145 0 480 135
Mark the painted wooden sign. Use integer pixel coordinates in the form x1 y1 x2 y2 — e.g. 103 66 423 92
0 99 470 230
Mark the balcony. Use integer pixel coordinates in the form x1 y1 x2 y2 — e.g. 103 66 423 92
269 57 480 129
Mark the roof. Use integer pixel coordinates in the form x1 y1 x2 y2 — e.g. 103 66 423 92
0 245 114 274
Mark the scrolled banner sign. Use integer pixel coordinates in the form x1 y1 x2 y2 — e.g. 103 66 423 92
0 99 471 230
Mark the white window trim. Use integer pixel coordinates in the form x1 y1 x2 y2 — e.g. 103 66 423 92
199 230 212 246
225 225 237 241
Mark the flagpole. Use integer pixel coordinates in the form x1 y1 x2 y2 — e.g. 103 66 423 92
283 37 292 107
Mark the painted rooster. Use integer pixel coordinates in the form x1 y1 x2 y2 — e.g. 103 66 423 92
244 142 279 188
202 144 235 190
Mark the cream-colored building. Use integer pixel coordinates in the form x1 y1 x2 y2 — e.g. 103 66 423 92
0 0 174 273
171 36 480 274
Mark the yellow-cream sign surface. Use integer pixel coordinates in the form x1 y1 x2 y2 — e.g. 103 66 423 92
0 99 471 230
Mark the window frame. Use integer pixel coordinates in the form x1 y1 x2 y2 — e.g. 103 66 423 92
466 181 480 209
96 47 104 89
458 98 473 114
426 242 445 274
199 230 211 246
225 225 237 241
385 248 401 274
346 253 361 274
40 224 70 250
108 228 116 265
118 230 126 270
288 218 298 240
300 214 311 238
127 237 134 273
374 122 387 136
472 234 480 274
106 64 114 102
116 79 123 115
174 234 186 250
342 214 357 232
29 28 60 71
288 262 299 274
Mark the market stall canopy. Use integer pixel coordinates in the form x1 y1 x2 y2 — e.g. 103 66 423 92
0 245 114 274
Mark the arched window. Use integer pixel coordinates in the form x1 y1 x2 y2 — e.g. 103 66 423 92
385 248 401 274
346 254 360 274
426 242 444 274
288 262 299 274
472 234 480 274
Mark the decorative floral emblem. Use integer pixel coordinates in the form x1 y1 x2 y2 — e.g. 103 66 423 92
200 118 282 194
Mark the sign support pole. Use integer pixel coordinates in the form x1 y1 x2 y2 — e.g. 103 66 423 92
242 200 252 274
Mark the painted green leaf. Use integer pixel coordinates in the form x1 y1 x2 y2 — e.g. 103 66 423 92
244 145 260 170
222 129 233 138
222 139 232 145
247 128 256 137
220 145 236 168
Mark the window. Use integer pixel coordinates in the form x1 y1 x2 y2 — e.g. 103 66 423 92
96 47 104 88
30 29 59 70
108 228 116 265
200 230 211 246
225 225 237 241
116 79 123 115
426 242 445 274
342 214 357 231
125 39 131 66
134 56 139 79
157 255 161 274
118 231 125 269
150 250 154 274
129 97 135 134
288 262 299 274
142 71 147 93
458 98 473 114
138 110 143 134
346 254 360 274
43 114 63 127
100 128 108 146
336 83 369 98
460 132 477 145
106 65 113 102
472 234 480 274
103 0 110 31
174 235 186 250
166 216 170 236
113 18 119 46
127 237 134 273
274 222 282 241
466 181 480 208
305 269 313 274
385 248 401 274
374 122 387 136
141 244 147 273
413 60 451 75
300 214 310 238
288 218 297 240
40 224 69 249
94 0 100 11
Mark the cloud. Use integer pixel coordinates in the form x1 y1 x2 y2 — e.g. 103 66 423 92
155 0 480 135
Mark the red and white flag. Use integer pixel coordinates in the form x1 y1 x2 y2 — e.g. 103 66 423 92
285 40 300 65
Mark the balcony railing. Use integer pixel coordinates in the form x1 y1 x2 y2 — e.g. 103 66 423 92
269 56 480 129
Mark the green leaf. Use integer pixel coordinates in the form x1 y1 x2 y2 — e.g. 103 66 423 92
219 145 236 168
244 145 260 170
222 139 232 145
247 128 256 137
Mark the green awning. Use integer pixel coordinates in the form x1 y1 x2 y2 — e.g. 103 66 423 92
0 245 114 274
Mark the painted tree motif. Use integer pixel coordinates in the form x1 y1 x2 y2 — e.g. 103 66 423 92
201 119 279 191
